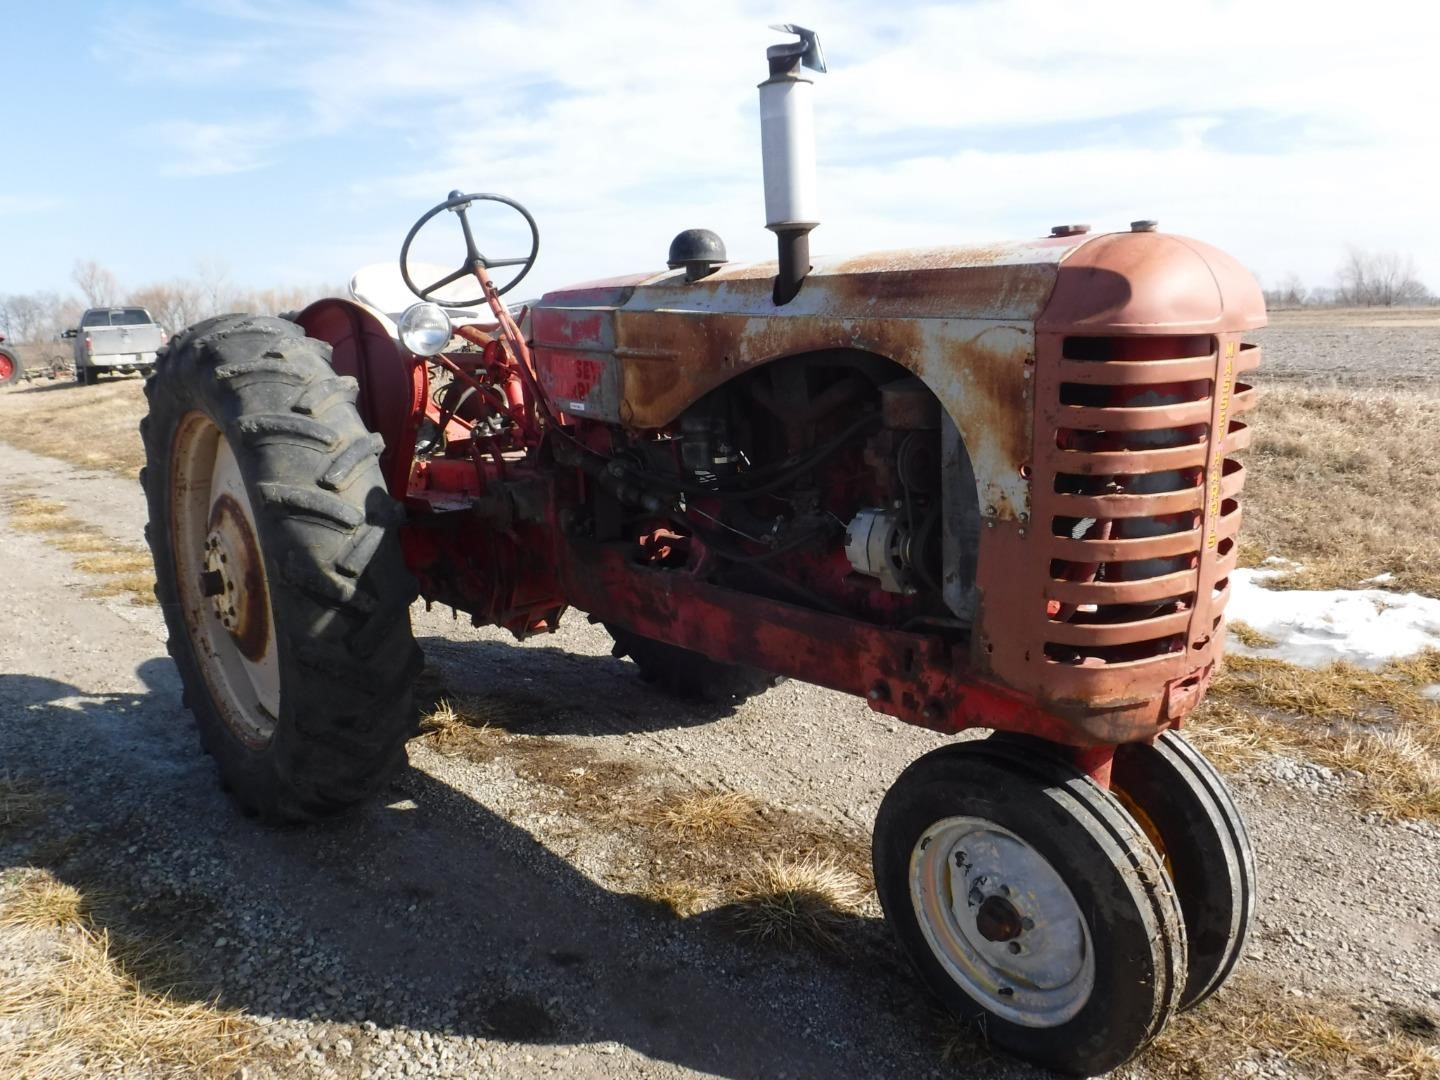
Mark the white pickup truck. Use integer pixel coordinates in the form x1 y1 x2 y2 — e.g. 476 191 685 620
66 307 166 385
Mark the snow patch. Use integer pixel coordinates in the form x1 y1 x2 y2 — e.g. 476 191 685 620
1424 685 1440 702
1228 569 1440 668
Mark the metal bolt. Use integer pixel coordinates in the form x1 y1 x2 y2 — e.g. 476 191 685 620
1007 941 1022 955
1050 224 1091 237
1130 219 1159 232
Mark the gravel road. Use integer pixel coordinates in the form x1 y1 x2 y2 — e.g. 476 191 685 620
2 341 1439 1077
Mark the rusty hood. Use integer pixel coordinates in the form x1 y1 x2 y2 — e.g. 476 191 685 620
532 230 1263 524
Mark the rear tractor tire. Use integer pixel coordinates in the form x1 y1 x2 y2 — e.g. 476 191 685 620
873 740 1187 1076
141 314 422 822
0 347 20 386
605 623 781 704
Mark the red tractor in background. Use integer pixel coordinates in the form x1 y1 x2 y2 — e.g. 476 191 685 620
0 331 20 386
141 27 1261 1075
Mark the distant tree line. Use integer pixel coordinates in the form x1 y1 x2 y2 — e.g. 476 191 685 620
1262 247 1434 309
0 259 340 343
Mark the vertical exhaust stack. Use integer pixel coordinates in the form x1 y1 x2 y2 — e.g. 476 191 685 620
759 24 826 306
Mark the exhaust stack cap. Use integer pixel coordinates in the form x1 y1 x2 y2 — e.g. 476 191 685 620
1131 219 1160 232
766 23 826 76
1050 224 1092 238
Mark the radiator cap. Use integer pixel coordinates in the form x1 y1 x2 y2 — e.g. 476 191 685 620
1050 224 1091 237
1131 219 1160 232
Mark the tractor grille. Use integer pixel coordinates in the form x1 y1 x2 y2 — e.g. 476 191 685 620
1035 334 1259 668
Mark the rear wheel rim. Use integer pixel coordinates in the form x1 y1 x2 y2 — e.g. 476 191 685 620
0 353 14 382
909 815 1095 1027
170 411 281 747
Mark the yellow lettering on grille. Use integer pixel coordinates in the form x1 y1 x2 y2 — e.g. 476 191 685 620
1206 346 1236 550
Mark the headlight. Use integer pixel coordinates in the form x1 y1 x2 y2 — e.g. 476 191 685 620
398 302 453 356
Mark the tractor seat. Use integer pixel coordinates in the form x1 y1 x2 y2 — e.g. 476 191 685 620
348 262 488 329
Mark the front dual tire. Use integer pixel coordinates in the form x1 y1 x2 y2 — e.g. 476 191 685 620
873 731 1254 1076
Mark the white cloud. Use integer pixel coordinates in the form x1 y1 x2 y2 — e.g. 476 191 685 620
0 194 59 216
151 119 283 176
112 0 1440 292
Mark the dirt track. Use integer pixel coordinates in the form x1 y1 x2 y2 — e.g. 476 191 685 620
2 317 1439 1077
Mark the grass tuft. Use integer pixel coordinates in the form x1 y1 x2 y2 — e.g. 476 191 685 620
73 551 155 576
637 791 764 840
1228 620 1278 649
0 874 89 930
642 880 714 918
726 853 868 949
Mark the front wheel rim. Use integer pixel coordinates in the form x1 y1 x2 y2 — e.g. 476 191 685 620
910 815 1095 1028
170 411 281 747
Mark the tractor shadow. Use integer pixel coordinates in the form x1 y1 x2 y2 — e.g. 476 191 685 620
0 661 1024 1079
415 634 745 735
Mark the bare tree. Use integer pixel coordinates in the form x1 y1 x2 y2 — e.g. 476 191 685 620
1337 247 1432 306
231 284 336 317
194 257 235 315
1262 271 1309 309
71 260 121 307
128 281 207 334
0 292 59 343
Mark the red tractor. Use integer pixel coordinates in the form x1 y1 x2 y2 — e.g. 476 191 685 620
141 28 1261 1075
0 331 20 386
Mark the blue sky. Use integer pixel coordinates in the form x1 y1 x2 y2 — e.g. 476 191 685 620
3 0 1435 301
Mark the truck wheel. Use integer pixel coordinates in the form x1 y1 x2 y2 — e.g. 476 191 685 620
873 740 1186 1076
1112 731 1256 1009
0 347 19 386
141 314 422 822
605 624 781 703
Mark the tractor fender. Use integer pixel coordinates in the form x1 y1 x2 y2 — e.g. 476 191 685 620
296 298 426 496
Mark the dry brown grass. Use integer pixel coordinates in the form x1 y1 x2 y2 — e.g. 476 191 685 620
1228 620 1278 649
1189 653 1440 819
0 869 254 1078
1142 979 1440 1079
726 853 869 949
635 790 765 840
2 491 156 606
0 377 149 477
643 880 713 918
73 551 154 576
0 874 90 931
417 696 875 943
1240 382 1440 596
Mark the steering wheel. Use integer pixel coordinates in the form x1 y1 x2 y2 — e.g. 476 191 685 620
399 190 540 305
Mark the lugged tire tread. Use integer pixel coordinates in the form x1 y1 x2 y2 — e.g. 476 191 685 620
139 313 419 823
292 375 359 417
236 413 341 450
321 433 387 492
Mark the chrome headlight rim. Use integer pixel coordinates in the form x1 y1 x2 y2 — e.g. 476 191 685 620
397 302 454 357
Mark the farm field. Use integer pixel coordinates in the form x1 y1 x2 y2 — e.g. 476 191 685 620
1 310 1438 1078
